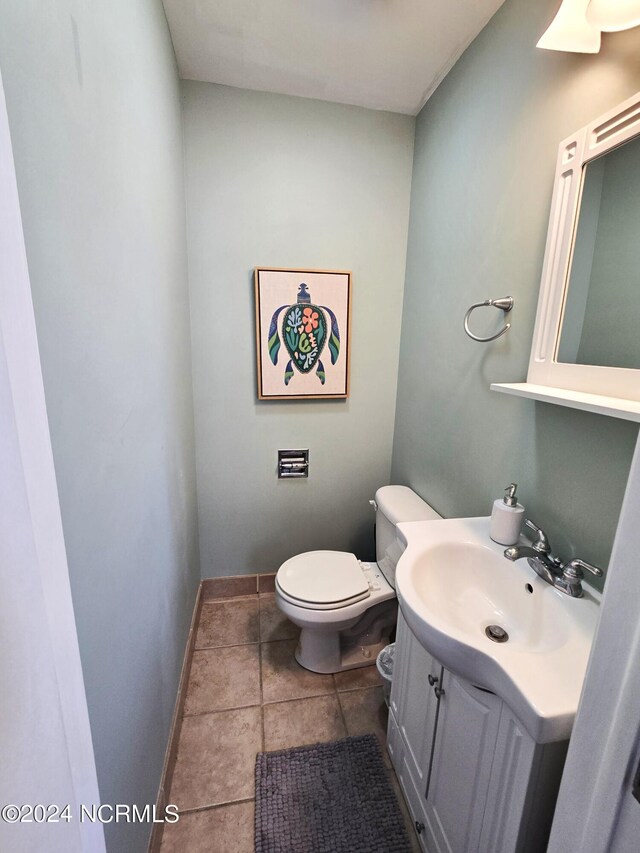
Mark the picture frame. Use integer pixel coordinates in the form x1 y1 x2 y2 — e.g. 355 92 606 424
254 267 352 400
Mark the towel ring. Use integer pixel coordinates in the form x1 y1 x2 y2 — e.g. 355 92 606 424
464 296 514 343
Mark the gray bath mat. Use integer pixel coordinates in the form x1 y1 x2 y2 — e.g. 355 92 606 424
254 734 411 853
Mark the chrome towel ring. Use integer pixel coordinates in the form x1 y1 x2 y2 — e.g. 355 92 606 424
464 296 514 343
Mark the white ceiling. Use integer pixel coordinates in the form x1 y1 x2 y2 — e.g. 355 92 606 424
162 0 506 116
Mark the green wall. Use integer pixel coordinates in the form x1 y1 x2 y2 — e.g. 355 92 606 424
391 0 640 583
183 82 415 576
0 2 199 850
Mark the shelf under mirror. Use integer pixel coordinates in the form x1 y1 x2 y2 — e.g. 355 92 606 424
491 382 640 423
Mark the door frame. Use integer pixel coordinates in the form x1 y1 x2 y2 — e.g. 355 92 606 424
0 66 105 851
548 428 640 852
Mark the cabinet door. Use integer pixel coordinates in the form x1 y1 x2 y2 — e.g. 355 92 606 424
397 750 430 852
423 673 502 853
386 705 404 771
482 708 567 853
479 706 537 853
390 610 441 791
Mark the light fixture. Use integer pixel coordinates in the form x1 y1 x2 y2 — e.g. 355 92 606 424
587 0 640 31
537 0 601 53
537 0 640 52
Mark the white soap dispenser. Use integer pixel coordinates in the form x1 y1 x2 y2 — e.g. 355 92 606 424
490 483 524 546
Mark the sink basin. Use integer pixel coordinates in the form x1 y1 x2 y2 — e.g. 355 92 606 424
395 517 600 743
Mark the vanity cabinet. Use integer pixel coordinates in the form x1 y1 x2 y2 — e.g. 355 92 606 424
389 607 440 794
389 611 568 853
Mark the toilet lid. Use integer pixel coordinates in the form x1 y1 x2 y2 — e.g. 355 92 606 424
277 551 369 606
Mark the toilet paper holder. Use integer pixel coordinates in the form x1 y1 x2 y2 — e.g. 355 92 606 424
278 449 309 478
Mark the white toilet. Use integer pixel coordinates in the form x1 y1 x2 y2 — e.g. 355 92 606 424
275 485 440 673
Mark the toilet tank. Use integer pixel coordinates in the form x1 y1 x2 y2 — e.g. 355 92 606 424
374 486 441 588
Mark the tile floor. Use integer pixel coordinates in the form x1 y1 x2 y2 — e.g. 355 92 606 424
159 591 420 852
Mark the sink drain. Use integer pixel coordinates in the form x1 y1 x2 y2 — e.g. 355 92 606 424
485 624 509 643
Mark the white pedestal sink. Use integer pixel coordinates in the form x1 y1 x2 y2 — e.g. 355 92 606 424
395 517 601 743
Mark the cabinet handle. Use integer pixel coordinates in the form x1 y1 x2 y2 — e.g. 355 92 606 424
428 674 439 686
415 820 425 835
434 686 445 699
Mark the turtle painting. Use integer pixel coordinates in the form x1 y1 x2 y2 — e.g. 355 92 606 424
267 283 341 386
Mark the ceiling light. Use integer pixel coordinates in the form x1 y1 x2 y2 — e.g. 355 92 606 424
537 0 601 53
587 0 640 31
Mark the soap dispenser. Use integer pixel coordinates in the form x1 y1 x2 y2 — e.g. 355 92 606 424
490 483 524 546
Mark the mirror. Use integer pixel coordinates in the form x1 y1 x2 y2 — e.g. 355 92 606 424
557 135 640 370
492 91 640 420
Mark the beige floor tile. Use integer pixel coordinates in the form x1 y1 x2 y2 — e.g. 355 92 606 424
334 664 384 692
261 639 335 703
169 707 262 810
263 694 347 752
259 595 299 643
160 801 254 853
195 599 259 649
339 686 391 766
184 645 260 715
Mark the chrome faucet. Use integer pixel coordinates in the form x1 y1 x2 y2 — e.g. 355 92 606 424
504 519 603 598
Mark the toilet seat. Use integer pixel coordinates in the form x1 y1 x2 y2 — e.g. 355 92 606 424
276 550 370 610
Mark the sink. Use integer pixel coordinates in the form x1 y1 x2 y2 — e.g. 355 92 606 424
395 517 600 743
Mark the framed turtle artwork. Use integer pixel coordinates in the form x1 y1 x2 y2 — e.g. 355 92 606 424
254 267 352 400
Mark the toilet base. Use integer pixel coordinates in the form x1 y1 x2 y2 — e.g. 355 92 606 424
295 635 392 674
293 600 397 674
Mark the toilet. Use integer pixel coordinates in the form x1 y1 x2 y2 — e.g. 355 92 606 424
275 485 441 673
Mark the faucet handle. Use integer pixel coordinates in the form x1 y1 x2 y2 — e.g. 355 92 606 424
524 518 551 554
564 558 603 579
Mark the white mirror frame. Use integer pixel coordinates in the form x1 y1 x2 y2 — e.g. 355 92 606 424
493 91 640 422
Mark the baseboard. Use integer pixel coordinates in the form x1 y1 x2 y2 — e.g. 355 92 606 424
147 582 202 853
147 573 276 851
201 572 276 600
